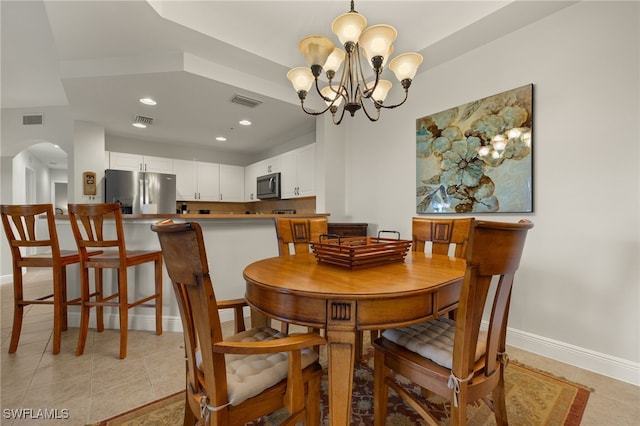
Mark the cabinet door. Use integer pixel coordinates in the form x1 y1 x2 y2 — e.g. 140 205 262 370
244 162 260 201
174 159 197 201
196 162 220 201
143 155 173 173
280 144 315 199
264 156 281 174
220 164 244 201
280 151 297 199
296 144 315 197
109 152 143 171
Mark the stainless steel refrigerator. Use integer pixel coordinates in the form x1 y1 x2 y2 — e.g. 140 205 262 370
105 169 176 214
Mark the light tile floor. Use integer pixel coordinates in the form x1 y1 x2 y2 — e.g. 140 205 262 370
1 271 638 425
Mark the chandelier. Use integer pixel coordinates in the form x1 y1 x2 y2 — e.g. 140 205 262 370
287 0 423 125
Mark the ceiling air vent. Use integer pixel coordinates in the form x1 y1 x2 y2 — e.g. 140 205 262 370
230 94 263 108
23 114 44 126
133 115 153 126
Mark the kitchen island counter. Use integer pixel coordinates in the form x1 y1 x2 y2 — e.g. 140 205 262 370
50 213 329 334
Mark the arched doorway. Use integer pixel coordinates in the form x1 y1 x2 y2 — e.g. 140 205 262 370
12 142 68 209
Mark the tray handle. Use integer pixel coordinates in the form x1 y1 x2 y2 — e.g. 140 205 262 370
377 230 401 240
319 233 342 243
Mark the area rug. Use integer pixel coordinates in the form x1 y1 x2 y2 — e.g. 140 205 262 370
93 349 590 425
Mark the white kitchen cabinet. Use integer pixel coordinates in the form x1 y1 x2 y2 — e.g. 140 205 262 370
219 164 244 201
244 162 260 202
109 152 173 173
261 156 281 175
174 160 219 201
174 160 243 202
280 144 315 199
197 162 220 201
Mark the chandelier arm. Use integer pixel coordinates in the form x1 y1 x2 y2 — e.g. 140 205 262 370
344 42 359 103
373 88 409 110
312 78 329 101
333 103 349 125
356 47 381 100
354 45 368 100
309 74 349 113
300 101 338 116
360 97 381 122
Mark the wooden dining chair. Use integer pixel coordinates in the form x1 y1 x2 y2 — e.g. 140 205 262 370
67 203 162 359
274 217 328 333
367 217 474 346
412 217 473 258
275 217 328 256
151 221 325 426
1 204 85 354
373 219 533 426
412 217 473 319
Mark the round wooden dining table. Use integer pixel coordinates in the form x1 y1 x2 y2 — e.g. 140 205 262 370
243 251 465 426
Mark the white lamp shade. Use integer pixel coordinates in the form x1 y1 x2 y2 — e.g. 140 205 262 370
299 35 335 67
332 12 367 45
320 85 345 107
363 44 394 68
389 52 423 81
324 48 346 74
367 79 392 102
358 25 397 62
287 67 315 92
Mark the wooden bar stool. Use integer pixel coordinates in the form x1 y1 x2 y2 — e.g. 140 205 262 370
67 203 163 359
1 204 82 354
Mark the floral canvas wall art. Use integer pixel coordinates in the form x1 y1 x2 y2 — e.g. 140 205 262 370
416 84 533 213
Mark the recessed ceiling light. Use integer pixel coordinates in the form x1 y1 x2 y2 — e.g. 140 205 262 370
132 122 147 128
239 119 251 126
216 136 227 142
139 97 157 106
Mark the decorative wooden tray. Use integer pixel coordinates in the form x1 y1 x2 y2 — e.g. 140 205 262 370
310 231 412 269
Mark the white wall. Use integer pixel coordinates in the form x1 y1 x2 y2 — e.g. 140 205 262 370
71 121 105 203
334 1 639 383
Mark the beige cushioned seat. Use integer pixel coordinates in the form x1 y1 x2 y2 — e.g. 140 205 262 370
197 326 319 406
381 317 487 369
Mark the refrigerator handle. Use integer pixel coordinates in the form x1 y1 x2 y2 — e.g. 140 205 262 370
143 175 149 205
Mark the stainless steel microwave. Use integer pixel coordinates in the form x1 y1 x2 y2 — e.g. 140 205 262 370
257 172 281 200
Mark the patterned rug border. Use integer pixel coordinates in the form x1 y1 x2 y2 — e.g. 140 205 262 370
92 361 592 425
510 359 595 392
506 362 592 425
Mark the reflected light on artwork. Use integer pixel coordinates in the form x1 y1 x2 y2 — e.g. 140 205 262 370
478 128 531 159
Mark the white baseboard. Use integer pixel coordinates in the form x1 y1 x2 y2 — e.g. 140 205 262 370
65 309 239 334
66 312 185 333
506 325 640 386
